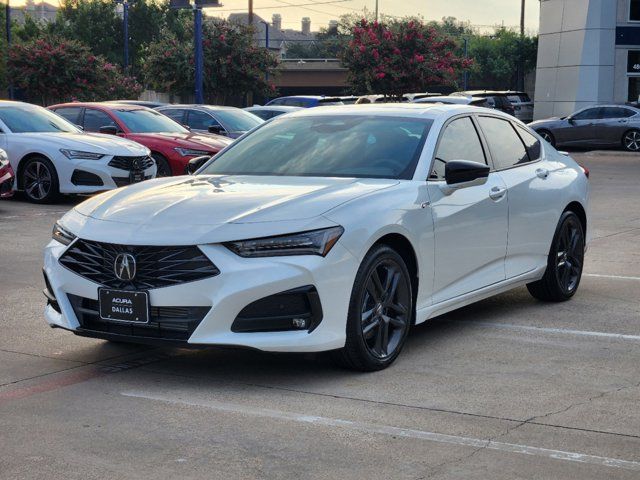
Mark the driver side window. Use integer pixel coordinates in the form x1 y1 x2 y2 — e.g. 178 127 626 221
572 108 601 121
431 117 486 180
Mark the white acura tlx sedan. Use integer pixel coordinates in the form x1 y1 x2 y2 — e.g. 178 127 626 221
0 101 155 203
44 105 590 371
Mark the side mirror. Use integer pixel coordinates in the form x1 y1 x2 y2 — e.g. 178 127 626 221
444 160 490 187
208 125 223 135
567 117 576 125
99 125 118 135
187 155 210 175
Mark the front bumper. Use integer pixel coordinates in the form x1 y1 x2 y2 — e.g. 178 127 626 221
54 154 156 194
44 239 358 352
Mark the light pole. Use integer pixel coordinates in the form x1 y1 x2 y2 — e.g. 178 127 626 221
169 0 221 104
519 0 525 91
463 37 469 91
375 0 378 21
6 0 13 99
115 0 132 71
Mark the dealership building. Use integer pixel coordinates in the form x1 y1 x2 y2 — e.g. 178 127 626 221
534 0 640 119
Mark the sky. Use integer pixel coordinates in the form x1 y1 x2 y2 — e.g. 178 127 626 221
206 0 541 33
23 0 541 34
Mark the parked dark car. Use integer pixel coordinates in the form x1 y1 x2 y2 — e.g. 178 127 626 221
529 104 640 151
265 96 344 108
452 91 516 116
244 105 303 120
156 105 263 139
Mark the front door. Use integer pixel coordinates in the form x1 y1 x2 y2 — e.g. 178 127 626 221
427 116 508 304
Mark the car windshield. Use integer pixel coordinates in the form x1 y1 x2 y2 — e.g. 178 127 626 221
0 106 80 133
200 115 432 179
112 108 188 133
213 109 263 132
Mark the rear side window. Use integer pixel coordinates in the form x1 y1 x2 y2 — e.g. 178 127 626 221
572 108 601 120
477 116 530 169
515 125 541 161
431 117 486 180
600 107 637 119
53 107 82 125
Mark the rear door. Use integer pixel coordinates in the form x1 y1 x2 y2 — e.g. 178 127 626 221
477 116 559 278
427 115 509 303
594 106 638 145
562 107 601 145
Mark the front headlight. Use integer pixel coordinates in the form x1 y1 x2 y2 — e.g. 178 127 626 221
175 148 211 157
224 226 344 258
52 222 76 246
60 149 105 160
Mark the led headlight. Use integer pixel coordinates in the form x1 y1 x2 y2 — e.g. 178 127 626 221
224 226 344 258
175 148 211 157
60 149 105 160
52 222 76 246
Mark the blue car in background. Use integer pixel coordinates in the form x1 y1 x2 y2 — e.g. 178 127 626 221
265 95 344 108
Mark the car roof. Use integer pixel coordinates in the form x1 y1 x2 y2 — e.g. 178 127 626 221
49 102 150 111
157 104 238 111
280 103 511 121
246 105 303 111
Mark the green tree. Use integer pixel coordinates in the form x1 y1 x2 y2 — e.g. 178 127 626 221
143 19 279 103
467 28 537 90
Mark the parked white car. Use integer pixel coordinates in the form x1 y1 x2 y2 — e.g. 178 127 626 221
0 101 155 203
44 105 589 370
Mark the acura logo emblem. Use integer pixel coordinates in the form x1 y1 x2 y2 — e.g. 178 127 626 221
132 158 142 170
114 253 136 281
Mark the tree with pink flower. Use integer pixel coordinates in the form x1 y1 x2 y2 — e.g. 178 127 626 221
340 19 471 100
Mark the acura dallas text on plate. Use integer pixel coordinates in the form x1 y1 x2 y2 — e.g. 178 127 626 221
44 104 590 371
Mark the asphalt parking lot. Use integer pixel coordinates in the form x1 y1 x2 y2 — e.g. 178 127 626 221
1 151 639 479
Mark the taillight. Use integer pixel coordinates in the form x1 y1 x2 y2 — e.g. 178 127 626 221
581 166 590 179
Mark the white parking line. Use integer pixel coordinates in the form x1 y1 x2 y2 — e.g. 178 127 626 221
458 321 640 342
585 273 640 281
121 390 640 471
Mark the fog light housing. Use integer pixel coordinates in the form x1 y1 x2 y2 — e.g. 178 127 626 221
231 286 323 333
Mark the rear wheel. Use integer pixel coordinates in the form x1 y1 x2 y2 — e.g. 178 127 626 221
21 156 60 203
527 211 585 302
538 129 555 147
151 153 172 177
622 130 640 151
333 245 413 371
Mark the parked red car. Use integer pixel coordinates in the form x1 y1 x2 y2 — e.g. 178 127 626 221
0 148 15 198
48 103 233 176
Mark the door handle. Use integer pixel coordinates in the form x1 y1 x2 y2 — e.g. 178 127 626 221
619 119 628 124
536 168 550 179
489 186 507 200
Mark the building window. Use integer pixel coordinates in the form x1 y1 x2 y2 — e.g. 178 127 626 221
629 78 640 102
631 0 640 21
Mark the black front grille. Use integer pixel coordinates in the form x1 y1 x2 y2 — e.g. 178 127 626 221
59 239 220 290
109 156 155 171
68 294 209 341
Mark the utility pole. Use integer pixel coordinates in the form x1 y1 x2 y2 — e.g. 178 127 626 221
463 37 468 91
248 0 253 24
123 0 129 71
375 0 378 22
519 0 525 91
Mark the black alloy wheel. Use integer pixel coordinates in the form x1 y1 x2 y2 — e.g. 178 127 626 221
335 245 413 371
527 211 585 301
538 130 555 147
22 156 60 203
152 153 172 177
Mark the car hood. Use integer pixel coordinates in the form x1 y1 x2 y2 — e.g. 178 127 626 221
126 132 233 151
68 175 398 244
14 132 149 155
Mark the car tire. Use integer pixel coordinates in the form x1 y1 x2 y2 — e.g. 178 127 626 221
333 244 413 371
527 211 585 302
622 129 640 152
20 156 60 204
537 129 556 147
151 153 172 177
